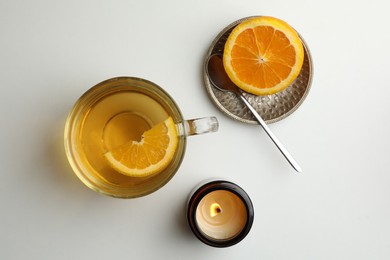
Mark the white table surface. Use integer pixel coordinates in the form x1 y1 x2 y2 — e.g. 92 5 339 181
1 0 390 259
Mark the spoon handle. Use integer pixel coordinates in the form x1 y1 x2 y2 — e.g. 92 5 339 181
238 94 302 173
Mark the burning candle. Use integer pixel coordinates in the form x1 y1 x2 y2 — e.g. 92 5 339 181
187 180 254 247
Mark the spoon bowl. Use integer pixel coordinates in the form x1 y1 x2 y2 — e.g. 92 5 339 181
206 54 241 94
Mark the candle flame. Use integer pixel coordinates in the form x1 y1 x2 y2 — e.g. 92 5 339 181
210 203 222 217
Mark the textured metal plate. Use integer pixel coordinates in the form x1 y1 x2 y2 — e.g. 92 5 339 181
203 17 313 124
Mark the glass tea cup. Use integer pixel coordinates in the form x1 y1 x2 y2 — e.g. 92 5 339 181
64 77 218 198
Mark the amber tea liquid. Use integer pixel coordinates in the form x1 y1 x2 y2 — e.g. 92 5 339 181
81 91 169 183
65 77 186 198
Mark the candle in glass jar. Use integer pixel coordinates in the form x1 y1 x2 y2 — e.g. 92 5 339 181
196 190 247 239
187 180 254 247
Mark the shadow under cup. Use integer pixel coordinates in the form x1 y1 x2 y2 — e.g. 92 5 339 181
64 77 189 198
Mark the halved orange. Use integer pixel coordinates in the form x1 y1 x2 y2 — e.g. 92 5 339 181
104 117 178 177
223 16 304 95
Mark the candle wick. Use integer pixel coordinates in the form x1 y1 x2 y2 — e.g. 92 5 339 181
210 203 222 217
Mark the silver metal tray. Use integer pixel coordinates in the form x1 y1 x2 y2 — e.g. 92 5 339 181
203 17 313 124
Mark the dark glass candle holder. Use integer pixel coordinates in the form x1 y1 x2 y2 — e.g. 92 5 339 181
187 180 254 247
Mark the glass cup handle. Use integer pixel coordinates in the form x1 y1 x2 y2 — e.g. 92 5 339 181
181 117 219 136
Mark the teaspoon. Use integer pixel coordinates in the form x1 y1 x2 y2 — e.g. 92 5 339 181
206 54 302 173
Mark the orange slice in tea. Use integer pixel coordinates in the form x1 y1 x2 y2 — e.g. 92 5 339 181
223 16 304 95
104 117 179 177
